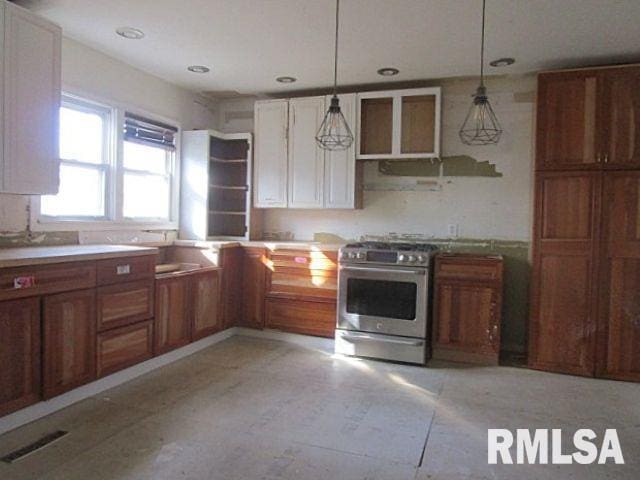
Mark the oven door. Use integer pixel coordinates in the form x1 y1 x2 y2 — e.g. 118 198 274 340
337 264 428 338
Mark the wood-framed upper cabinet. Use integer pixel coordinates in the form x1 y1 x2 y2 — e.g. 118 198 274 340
536 71 602 170
324 93 359 209
1 1 62 194
254 100 288 208
598 171 640 381
529 171 601 376
357 87 441 160
43 289 96 398
600 67 640 168
287 96 325 208
0 297 41 417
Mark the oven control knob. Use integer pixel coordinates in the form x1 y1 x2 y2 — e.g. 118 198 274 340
408 255 416 263
340 251 349 260
348 252 356 259
417 255 426 263
398 254 407 263
356 252 365 260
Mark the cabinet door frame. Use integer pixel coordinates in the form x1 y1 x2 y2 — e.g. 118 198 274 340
190 268 222 340
154 274 191 355
43 288 97 399
535 70 604 171
287 96 325 208
356 87 441 160
529 170 602 376
254 99 288 208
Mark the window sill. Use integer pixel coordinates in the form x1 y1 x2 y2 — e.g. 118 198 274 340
31 219 178 232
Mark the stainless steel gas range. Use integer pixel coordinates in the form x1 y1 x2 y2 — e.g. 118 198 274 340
335 241 437 364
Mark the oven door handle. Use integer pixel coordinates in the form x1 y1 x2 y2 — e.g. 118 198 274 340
343 333 424 346
340 265 426 275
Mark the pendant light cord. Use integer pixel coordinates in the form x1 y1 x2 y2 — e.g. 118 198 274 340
333 0 340 96
480 0 486 88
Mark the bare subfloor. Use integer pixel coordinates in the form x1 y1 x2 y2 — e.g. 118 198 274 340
1 335 638 479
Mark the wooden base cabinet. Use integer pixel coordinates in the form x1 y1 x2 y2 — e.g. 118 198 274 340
97 321 154 378
265 298 335 338
242 248 267 329
43 289 96 398
191 269 221 340
0 297 41 416
433 254 503 365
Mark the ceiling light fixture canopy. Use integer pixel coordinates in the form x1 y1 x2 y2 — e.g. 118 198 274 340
315 0 354 151
377 67 399 76
490 57 515 67
276 76 297 83
459 0 502 146
187 65 210 73
115 27 145 40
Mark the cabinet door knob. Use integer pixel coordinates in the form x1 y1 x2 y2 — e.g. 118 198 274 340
596 154 601 163
604 154 609 164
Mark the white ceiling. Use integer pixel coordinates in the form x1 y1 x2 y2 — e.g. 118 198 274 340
19 0 640 95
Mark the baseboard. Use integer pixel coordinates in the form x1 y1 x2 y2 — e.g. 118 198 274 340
0 327 237 436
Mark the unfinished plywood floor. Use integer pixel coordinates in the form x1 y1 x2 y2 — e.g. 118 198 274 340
0 335 638 480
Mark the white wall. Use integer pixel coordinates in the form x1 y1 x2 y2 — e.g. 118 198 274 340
216 75 535 243
0 37 217 235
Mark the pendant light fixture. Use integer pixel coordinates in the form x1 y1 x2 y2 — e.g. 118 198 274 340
315 0 354 151
459 0 502 146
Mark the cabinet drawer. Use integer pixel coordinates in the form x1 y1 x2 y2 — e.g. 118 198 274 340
97 280 154 331
96 255 155 286
97 320 153 377
268 267 337 300
0 261 96 302
265 297 336 338
435 255 503 282
269 250 338 271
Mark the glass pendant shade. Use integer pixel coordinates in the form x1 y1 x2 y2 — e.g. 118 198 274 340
316 95 354 150
459 85 502 145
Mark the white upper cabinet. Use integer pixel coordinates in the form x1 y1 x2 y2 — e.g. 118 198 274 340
357 87 441 160
254 99 288 208
324 93 357 209
253 95 359 210
1 1 62 194
287 96 325 209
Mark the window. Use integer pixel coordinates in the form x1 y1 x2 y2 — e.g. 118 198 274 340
40 97 111 219
37 94 179 229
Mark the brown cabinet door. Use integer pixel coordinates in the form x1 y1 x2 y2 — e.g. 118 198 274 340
220 247 243 329
433 282 499 362
43 289 96 398
154 275 190 355
97 280 154 331
0 297 41 416
191 269 221 340
242 248 266 329
599 171 640 381
536 71 601 170
97 320 154 377
601 67 640 168
265 297 336 338
529 171 601 376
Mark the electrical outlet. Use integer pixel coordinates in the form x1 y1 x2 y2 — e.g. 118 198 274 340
447 224 459 238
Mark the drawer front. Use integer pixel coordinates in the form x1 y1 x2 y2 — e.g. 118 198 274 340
97 280 154 331
96 255 155 286
0 261 96 302
435 256 503 282
265 297 336 338
97 320 153 377
269 249 338 272
268 267 337 300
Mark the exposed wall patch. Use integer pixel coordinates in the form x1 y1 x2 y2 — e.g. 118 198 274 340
441 155 502 177
378 156 502 178
378 158 440 177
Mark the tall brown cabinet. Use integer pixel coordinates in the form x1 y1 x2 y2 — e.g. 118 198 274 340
530 64 640 381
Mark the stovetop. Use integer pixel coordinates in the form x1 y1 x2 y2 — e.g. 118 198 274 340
340 241 438 266
344 241 438 252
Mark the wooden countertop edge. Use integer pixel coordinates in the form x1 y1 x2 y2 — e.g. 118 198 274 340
172 240 343 251
0 246 158 269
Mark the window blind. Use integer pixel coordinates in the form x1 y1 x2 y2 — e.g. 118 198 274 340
124 113 178 149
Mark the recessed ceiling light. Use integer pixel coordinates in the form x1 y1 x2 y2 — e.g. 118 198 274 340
490 57 516 67
377 67 399 76
187 65 210 74
115 27 145 40
276 76 297 83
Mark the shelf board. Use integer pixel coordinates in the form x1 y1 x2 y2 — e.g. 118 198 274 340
209 210 246 216
210 157 247 164
209 184 247 191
